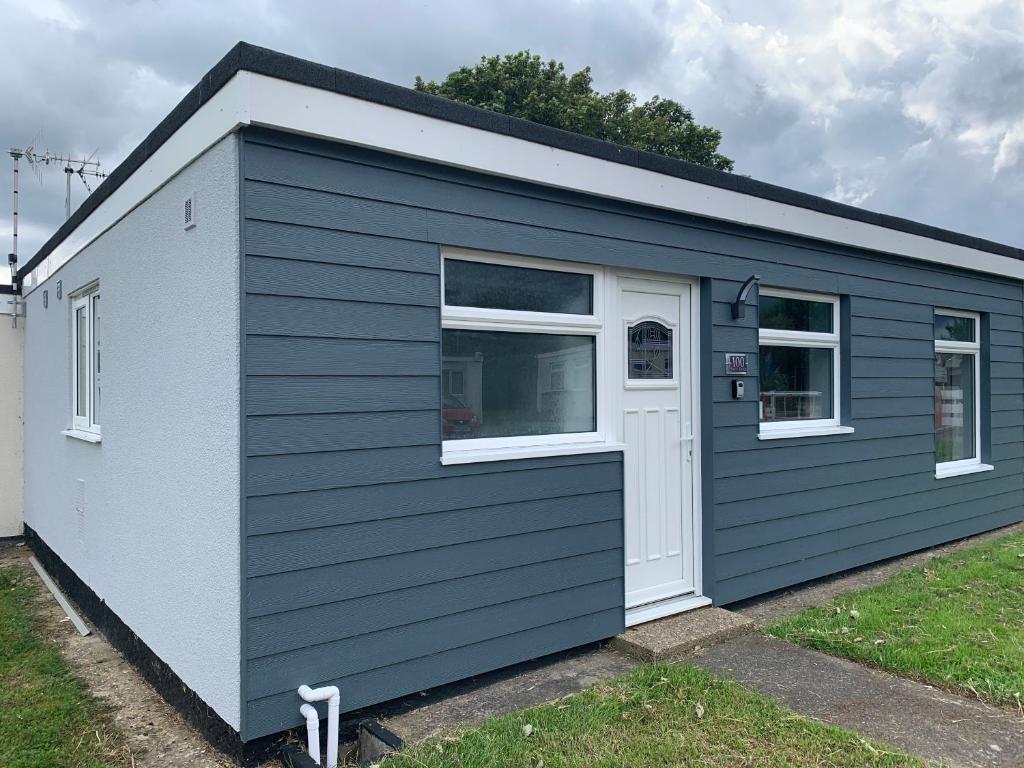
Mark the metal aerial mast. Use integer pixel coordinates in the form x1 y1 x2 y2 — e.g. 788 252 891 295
7 141 106 297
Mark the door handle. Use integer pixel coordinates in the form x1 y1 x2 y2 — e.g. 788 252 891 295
680 434 694 462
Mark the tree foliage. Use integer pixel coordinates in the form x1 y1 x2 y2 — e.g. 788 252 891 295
415 51 733 172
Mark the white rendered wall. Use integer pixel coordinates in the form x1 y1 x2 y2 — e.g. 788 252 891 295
0 307 23 538
22 135 241 729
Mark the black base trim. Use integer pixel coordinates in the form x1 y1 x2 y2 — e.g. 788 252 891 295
23 526 286 766
22 527 616 764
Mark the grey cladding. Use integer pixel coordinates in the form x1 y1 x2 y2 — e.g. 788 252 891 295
240 127 1024 741
240 131 625 740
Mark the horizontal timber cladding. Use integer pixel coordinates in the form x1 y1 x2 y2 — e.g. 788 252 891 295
240 127 1024 738
239 130 628 740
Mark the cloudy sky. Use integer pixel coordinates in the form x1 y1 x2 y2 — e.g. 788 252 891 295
2 0 1023 284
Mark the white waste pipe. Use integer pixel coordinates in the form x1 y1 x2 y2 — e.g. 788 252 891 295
298 684 340 768
299 703 321 766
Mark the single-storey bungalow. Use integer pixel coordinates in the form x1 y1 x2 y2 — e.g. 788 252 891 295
14 42 1024 760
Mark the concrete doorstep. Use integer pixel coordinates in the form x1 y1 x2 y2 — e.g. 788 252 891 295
610 606 755 662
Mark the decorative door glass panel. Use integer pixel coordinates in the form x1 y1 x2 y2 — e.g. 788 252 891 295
629 321 673 379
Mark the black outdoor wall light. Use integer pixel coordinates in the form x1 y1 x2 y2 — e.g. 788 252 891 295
732 274 761 319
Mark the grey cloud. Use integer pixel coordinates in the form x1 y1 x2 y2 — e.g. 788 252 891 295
2 0 1023 284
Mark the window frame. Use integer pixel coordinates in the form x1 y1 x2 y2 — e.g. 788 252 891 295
69 282 101 438
440 248 608 464
933 308 989 478
757 287 849 440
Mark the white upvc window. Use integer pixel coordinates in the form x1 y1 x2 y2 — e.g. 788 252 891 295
758 287 851 440
934 309 991 478
69 283 101 438
440 248 609 464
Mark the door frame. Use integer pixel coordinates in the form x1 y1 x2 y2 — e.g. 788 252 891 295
605 271 709 626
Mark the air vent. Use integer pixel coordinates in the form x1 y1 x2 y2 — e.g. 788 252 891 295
183 192 196 230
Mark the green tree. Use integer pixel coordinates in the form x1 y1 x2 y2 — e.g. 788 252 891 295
415 51 733 172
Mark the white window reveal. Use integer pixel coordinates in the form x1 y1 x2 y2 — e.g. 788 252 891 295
65 284 102 442
757 288 851 440
934 310 991 478
440 249 616 464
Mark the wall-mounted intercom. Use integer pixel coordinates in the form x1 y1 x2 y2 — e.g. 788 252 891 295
732 379 745 399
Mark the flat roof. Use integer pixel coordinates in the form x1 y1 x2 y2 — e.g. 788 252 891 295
17 41 1024 288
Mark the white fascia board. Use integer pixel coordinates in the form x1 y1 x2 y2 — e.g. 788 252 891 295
23 73 251 293
245 73 1024 280
26 69 1024 290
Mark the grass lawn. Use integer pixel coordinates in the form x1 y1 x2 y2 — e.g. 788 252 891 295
768 528 1024 709
383 663 921 767
0 563 126 768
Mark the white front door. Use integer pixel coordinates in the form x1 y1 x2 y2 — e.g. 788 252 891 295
619 278 696 617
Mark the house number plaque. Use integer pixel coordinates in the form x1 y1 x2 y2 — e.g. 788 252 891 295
724 353 749 375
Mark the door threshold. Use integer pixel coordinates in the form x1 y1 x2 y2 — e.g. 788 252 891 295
625 593 711 627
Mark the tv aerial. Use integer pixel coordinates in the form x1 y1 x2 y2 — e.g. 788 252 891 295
8 133 107 291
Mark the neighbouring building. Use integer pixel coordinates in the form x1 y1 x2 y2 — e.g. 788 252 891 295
0 287 23 539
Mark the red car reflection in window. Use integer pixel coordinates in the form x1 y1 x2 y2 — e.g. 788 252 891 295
442 395 481 438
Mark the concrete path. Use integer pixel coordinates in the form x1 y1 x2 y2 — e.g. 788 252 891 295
693 633 1024 768
382 646 636 744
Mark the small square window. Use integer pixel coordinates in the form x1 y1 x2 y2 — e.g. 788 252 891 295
758 288 843 438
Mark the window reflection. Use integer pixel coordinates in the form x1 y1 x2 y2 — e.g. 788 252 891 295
444 260 593 314
759 346 834 421
935 352 975 462
441 330 596 439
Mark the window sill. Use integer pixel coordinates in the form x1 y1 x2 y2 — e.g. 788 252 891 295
935 462 994 479
441 441 626 466
61 429 102 444
757 425 854 441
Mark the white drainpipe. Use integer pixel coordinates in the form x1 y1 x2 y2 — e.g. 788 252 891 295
299 703 321 765
297 684 340 768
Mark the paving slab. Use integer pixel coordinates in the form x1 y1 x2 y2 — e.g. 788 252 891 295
610 606 754 662
693 633 1024 768
382 645 637 744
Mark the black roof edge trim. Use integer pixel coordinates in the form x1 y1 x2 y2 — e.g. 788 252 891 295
18 41 1024 281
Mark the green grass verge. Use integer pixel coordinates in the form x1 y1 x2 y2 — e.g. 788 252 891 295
383 663 921 767
768 529 1024 708
0 564 125 768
